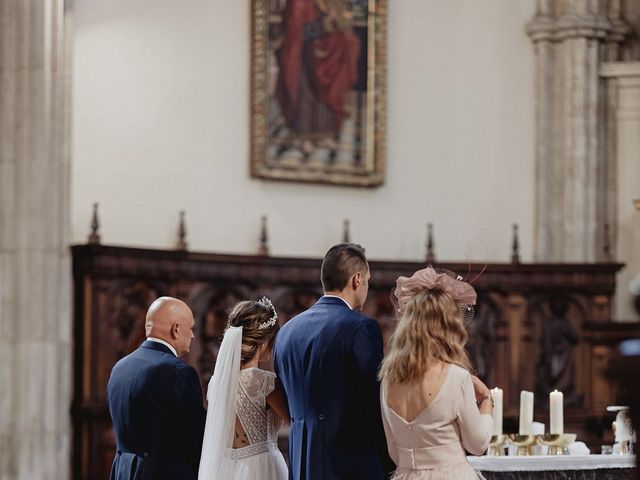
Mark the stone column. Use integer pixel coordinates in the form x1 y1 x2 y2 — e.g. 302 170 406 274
528 0 558 260
600 62 640 320
598 0 631 260
0 1 72 479
527 0 629 262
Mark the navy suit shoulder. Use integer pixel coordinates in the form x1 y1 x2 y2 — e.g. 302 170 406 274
107 341 205 480
278 297 376 342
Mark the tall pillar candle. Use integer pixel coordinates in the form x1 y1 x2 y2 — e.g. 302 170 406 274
549 390 564 434
490 387 503 436
519 390 534 435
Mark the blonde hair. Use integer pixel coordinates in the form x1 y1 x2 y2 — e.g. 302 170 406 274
227 300 279 365
379 289 472 384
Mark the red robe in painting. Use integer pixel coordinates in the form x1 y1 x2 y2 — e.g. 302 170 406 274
276 0 361 136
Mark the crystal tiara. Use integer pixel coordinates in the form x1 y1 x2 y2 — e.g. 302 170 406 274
257 296 278 330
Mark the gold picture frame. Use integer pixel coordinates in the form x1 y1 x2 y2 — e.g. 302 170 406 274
250 0 387 187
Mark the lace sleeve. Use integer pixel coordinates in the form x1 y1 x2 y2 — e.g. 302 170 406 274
260 370 276 397
240 369 276 407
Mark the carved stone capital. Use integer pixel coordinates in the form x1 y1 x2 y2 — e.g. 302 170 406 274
526 13 557 44
606 17 631 45
527 11 630 45
553 13 611 41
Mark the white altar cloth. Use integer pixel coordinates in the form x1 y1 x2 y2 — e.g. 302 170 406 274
467 454 636 472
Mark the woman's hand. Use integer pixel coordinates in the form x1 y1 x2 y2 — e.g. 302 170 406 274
471 375 490 401
471 375 493 415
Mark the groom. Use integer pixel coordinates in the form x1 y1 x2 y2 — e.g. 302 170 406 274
274 243 393 479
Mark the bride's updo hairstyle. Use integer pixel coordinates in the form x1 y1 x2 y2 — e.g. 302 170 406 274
227 297 279 365
380 266 477 385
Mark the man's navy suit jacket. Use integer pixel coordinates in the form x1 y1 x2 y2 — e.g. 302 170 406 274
107 340 206 480
273 296 393 480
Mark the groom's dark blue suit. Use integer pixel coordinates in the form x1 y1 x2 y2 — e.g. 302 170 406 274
107 340 206 480
274 296 393 480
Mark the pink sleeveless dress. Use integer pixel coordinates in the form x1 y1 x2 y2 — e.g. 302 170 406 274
381 364 493 480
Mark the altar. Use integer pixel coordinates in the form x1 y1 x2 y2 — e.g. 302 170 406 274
468 455 636 480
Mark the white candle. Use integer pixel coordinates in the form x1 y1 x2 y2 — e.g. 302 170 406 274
549 390 564 434
519 390 534 435
490 387 503 435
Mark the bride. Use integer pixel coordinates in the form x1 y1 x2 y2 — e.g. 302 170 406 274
198 298 288 480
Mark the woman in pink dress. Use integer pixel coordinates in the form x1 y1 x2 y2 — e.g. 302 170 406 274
379 267 493 480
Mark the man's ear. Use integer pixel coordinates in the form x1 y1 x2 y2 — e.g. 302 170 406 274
352 271 361 290
170 322 180 339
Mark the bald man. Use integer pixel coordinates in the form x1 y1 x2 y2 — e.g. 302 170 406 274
107 297 206 480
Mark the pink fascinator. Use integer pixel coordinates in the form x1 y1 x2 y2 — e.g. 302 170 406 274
392 266 477 324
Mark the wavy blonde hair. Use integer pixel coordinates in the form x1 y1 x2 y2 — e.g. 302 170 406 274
379 289 472 385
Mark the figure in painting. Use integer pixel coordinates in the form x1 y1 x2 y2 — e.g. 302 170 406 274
274 0 361 159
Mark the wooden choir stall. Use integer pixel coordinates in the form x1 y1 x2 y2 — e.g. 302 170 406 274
71 242 638 480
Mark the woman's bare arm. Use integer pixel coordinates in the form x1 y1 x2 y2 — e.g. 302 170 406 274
266 378 290 422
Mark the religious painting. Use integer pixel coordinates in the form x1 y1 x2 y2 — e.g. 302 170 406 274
250 0 387 187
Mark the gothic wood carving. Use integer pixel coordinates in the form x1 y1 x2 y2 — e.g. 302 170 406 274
71 244 634 479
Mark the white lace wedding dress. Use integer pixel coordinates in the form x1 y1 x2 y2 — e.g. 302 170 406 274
198 326 288 480
230 368 288 479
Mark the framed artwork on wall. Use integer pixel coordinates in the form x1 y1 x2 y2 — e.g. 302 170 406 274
250 0 387 187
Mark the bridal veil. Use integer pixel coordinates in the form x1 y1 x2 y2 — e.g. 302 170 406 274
198 326 243 480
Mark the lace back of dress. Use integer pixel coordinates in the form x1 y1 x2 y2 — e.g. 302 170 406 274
233 368 276 449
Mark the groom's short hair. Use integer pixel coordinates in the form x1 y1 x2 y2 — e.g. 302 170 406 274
321 243 368 292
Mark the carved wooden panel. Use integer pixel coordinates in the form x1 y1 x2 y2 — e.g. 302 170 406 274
467 295 502 387
71 245 637 479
